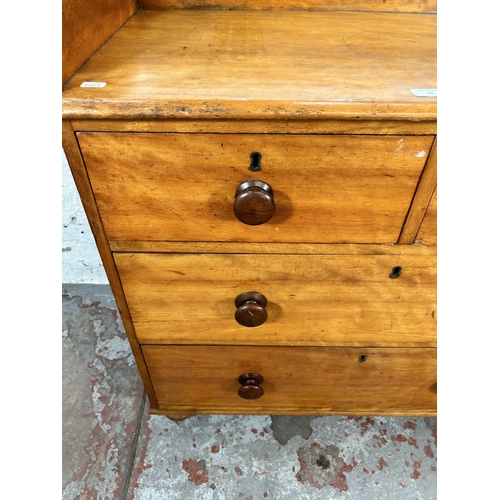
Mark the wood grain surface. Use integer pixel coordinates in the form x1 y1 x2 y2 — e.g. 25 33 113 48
62 0 137 86
139 0 436 12
62 121 160 408
109 241 436 254
69 119 437 135
398 139 437 244
62 10 437 121
114 252 436 347
78 133 433 244
142 345 437 415
416 188 436 245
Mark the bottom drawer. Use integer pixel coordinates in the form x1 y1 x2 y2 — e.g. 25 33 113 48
142 346 436 416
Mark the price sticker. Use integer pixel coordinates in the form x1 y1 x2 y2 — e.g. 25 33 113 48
411 89 437 97
80 82 107 88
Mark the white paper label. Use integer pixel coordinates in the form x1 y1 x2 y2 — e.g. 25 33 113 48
411 89 437 97
80 82 107 88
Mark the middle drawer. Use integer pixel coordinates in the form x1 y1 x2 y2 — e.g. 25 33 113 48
114 251 436 347
78 133 434 244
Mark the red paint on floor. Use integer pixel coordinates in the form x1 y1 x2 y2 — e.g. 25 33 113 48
377 457 388 471
182 459 209 485
404 421 417 431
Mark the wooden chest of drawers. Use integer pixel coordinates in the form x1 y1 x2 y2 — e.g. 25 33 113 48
63 1 437 419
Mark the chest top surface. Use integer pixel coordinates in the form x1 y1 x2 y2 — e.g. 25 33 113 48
62 9 436 121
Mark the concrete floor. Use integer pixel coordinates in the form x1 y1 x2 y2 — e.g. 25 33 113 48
62 284 437 499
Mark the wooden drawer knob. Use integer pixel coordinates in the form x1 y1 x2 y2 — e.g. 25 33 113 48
234 291 268 327
233 180 275 225
238 373 264 400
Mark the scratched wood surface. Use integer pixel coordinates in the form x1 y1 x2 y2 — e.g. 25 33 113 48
78 133 433 244
62 10 437 121
142 345 437 415
139 0 436 11
114 252 437 347
62 0 137 86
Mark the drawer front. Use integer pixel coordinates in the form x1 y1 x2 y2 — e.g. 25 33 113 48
114 252 436 347
142 345 437 415
78 133 434 244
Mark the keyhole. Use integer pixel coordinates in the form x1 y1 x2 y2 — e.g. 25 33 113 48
249 152 262 172
389 266 402 279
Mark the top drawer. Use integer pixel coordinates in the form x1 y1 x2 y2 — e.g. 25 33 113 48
77 133 434 244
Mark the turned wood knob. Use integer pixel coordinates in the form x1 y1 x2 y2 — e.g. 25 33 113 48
234 291 268 327
233 180 275 225
238 373 264 400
